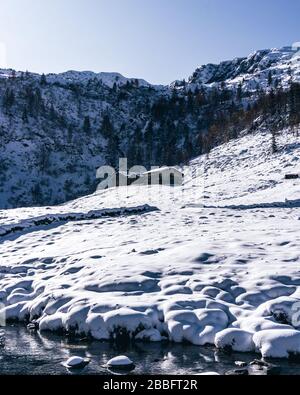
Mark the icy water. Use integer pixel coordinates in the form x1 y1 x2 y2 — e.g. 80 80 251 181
0 325 300 375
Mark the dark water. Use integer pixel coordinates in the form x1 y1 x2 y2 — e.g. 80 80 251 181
0 325 300 375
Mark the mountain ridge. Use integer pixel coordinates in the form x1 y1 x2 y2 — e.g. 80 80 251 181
1 45 300 89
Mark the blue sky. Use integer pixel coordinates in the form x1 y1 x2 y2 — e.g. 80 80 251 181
0 0 299 84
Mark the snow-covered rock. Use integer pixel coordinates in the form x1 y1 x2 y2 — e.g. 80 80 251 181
106 356 134 369
63 356 90 369
135 328 162 342
197 372 220 375
253 330 300 359
215 329 255 353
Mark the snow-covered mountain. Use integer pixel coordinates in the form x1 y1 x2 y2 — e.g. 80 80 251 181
0 127 300 360
0 68 166 208
0 45 299 209
0 69 155 89
173 46 300 93
46 71 155 89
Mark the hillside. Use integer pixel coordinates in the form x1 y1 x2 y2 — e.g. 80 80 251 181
0 46 299 208
0 128 300 358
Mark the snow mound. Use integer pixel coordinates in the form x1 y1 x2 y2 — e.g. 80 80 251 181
197 372 220 376
63 356 89 369
107 356 134 367
215 329 255 353
253 330 300 359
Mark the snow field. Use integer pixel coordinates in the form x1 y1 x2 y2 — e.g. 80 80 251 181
0 130 299 358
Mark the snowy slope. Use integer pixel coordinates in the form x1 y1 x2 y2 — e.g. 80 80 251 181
0 128 300 359
173 46 300 94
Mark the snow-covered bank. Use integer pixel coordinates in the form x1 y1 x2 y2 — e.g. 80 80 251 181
0 130 300 359
0 204 158 237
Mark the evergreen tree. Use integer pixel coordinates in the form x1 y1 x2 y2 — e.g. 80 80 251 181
101 114 114 138
289 83 300 128
236 83 243 102
64 179 74 200
2 88 15 109
144 121 154 165
83 116 91 134
31 183 44 205
271 129 278 154
67 126 73 144
22 108 28 123
25 87 43 116
40 73 47 86
268 71 273 87
49 104 57 121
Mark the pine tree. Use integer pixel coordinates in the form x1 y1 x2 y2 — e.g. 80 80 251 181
49 104 57 121
144 121 154 165
187 90 194 113
31 183 43 205
64 180 74 200
107 132 120 167
25 87 43 116
289 83 300 128
40 73 47 86
2 88 15 109
83 116 91 134
22 108 28 123
101 114 113 138
271 127 278 154
268 71 273 87
236 83 243 102
67 126 73 144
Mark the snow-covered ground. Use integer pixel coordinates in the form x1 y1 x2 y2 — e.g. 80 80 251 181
0 129 300 359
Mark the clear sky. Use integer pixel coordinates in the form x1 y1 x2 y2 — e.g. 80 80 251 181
0 0 299 84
